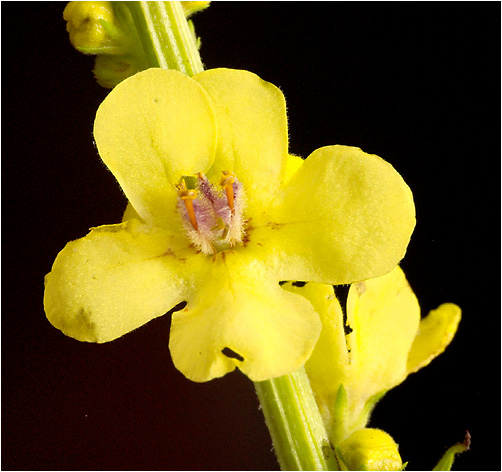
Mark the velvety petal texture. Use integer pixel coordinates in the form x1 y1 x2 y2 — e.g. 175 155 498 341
260 145 416 284
282 281 347 422
345 267 420 396
170 252 322 382
94 68 217 228
194 69 289 203
285 266 460 442
407 303 461 374
44 220 194 343
45 67 419 383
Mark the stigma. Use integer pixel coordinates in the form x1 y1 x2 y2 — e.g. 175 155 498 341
176 171 246 254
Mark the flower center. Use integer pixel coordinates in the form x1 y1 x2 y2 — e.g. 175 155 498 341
176 171 246 254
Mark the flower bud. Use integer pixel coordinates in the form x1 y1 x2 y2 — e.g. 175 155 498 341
63 1 128 55
337 428 402 471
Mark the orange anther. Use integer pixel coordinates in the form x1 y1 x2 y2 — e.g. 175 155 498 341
176 179 198 230
184 198 198 230
220 171 236 213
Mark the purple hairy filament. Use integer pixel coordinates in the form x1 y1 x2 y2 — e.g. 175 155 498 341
176 172 246 254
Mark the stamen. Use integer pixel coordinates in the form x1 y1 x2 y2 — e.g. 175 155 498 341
176 172 246 254
176 179 199 230
197 172 217 205
220 171 236 213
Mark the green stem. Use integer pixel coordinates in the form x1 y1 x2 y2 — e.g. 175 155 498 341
125 5 336 469
127 1 204 75
255 367 338 471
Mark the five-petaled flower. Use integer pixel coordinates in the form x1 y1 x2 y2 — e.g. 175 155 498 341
44 68 415 382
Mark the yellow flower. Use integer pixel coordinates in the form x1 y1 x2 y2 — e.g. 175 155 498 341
44 68 415 382
284 266 461 442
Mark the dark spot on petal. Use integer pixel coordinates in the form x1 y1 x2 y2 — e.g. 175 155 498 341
355 281 366 295
279 281 287 286
76 307 95 332
221 347 244 362
292 281 308 287
268 222 283 230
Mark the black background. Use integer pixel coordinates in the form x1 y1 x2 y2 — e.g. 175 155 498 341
2 2 500 470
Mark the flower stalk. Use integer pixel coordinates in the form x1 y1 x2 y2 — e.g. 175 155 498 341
255 367 338 471
126 1 204 75
125 3 340 468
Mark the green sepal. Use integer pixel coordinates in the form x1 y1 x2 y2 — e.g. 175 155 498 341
432 432 471 471
330 384 388 445
360 389 387 424
99 17 127 42
187 19 202 50
330 384 349 443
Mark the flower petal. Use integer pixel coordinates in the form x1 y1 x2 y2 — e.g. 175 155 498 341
282 282 348 423
283 269 420 442
193 68 289 203
407 303 461 374
254 145 415 285
285 154 304 182
345 266 420 397
169 251 321 382
94 68 217 228
283 282 348 393
44 220 195 343
122 202 143 222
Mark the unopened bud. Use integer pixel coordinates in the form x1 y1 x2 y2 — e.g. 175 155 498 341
337 428 403 471
64 2 127 55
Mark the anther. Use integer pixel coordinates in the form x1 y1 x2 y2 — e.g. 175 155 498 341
220 171 236 213
176 179 198 230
